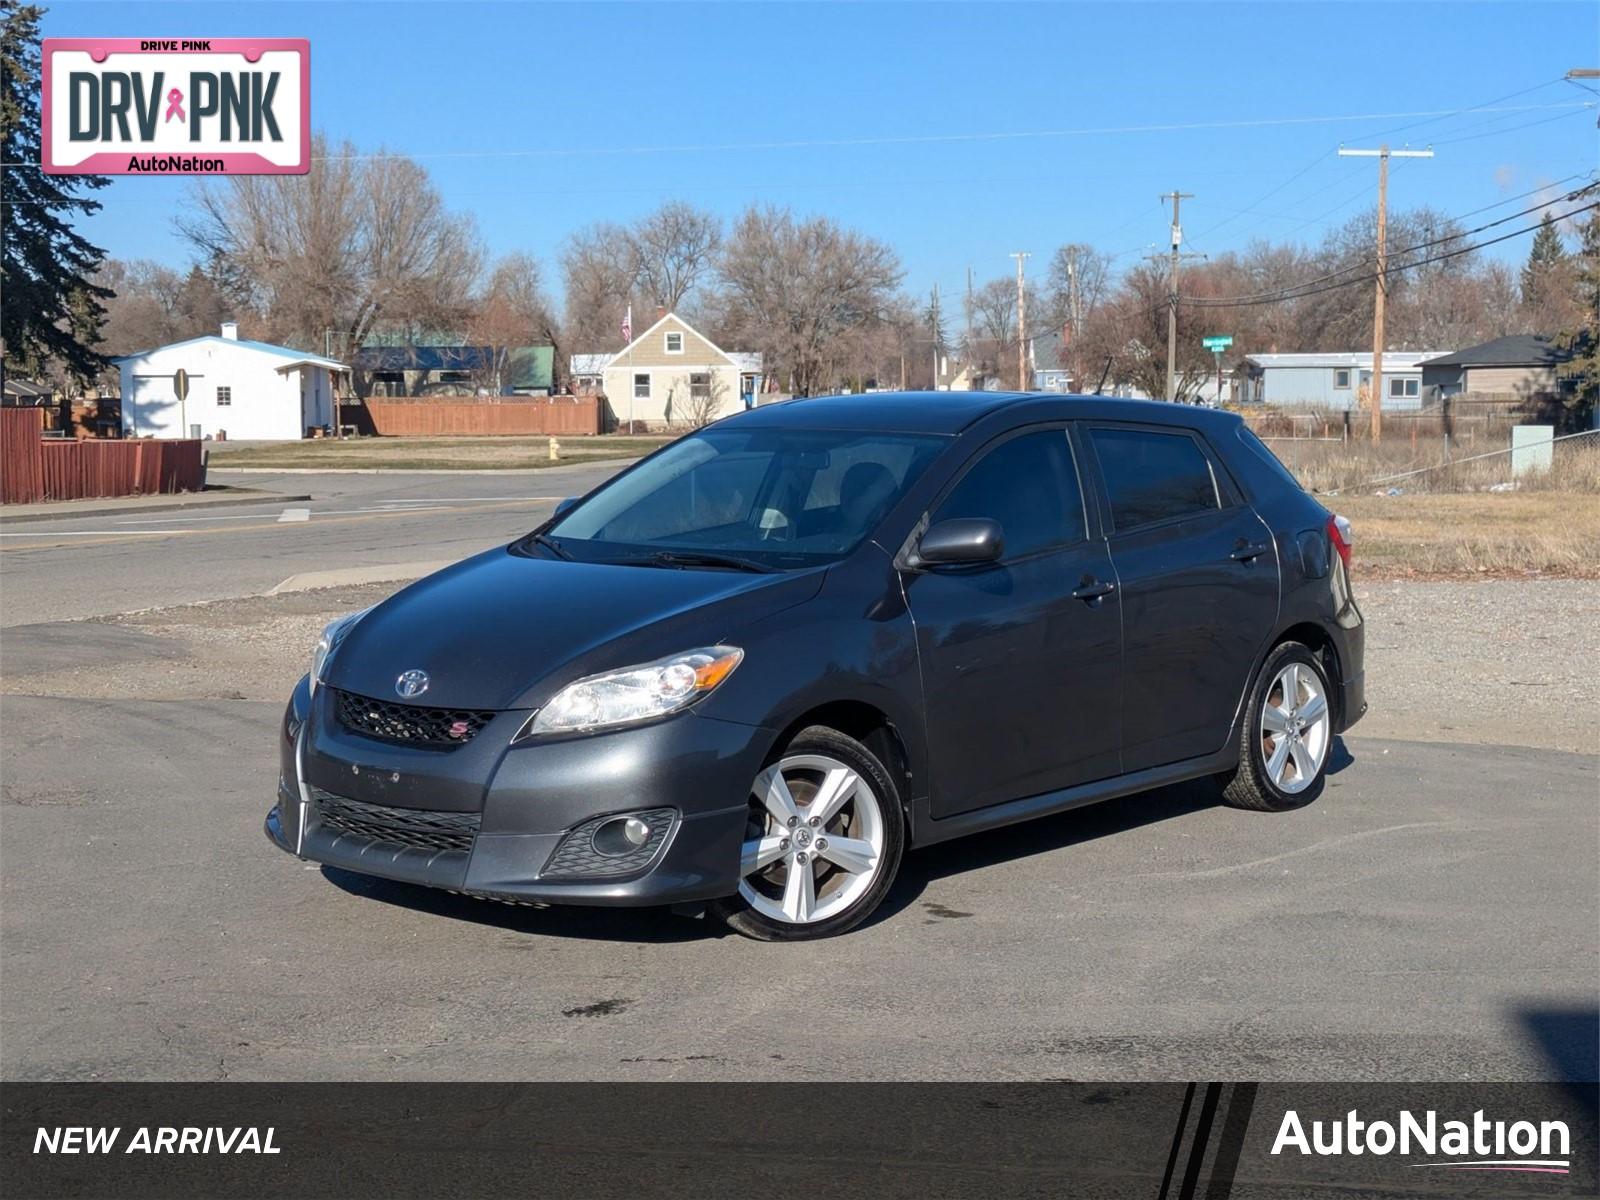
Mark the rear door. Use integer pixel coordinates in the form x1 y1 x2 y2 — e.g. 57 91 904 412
1084 423 1280 773
905 425 1123 818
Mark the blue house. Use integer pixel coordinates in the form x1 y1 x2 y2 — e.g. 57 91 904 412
1237 351 1449 412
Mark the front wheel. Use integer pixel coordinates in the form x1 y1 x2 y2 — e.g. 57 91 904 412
712 726 905 941
1219 641 1334 812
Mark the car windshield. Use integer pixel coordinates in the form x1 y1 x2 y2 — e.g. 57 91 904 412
539 427 948 569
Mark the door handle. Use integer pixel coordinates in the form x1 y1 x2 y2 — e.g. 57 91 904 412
1230 541 1271 562
1072 578 1116 601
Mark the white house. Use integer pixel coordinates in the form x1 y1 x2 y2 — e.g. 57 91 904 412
115 323 349 440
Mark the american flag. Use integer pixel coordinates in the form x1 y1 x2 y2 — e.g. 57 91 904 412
620 305 632 344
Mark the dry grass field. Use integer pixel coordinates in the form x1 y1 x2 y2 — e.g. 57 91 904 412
1269 434 1600 578
206 434 673 471
1333 490 1600 577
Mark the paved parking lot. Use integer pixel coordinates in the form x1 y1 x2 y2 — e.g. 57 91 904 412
1 472 1596 1082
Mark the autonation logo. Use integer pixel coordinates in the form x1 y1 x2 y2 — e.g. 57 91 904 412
1272 1108 1571 1175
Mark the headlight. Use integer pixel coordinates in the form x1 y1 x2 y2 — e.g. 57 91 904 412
309 609 369 696
521 646 743 737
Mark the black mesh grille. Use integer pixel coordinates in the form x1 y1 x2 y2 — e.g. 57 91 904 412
541 808 677 879
310 787 479 854
333 689 496 749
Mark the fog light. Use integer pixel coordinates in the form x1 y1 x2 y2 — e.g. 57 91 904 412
592 814 654 857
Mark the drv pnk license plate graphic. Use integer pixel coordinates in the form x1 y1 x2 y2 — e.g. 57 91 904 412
41 38 309 175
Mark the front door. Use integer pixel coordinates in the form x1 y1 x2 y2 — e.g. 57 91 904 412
906 426 1123 819
1084 423 1280 773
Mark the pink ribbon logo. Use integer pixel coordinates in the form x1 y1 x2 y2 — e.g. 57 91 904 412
164 88 185 123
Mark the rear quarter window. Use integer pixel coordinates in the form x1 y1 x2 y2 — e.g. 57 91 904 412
1089 427 1220 531
1235 426 1308 494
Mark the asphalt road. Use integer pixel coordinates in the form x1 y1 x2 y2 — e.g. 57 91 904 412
0 464 622 627
1 693 1594 1082
1 468 1595 1082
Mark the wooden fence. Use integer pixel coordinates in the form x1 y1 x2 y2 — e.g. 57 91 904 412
1 408 204 504
341 396 602 437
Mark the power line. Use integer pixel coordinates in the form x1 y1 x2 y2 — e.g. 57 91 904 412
1431 106 1598 145
1183 182 1598 309
1181 77 1583 244
1184 199 1600 310
1094 196 1600 332
5 100 1593 168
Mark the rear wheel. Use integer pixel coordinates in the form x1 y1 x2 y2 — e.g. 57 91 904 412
713 726 904 941
1219 641 1333 812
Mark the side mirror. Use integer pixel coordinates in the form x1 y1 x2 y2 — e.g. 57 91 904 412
910 518 1004 568
552 496 580 519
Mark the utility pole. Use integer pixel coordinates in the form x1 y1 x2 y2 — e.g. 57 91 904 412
1011 251 1030 390
1161 191 1194 401
1338 144 1434 442
964 266 974 376
1066 247 1083 388
930 282 942 387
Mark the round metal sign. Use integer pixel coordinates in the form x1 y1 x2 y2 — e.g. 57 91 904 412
173 368 189 402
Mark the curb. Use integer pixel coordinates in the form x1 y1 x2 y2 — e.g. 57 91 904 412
207 461 639 476
267 561 452 595
0 490 313 524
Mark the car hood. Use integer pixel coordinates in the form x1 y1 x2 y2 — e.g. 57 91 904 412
323 545 825 711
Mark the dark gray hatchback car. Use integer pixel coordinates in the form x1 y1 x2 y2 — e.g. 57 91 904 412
267 392 1365 939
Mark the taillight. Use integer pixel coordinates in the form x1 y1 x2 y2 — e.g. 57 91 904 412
1328 513 1353 568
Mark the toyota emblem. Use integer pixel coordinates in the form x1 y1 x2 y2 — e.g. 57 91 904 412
395 669 430 699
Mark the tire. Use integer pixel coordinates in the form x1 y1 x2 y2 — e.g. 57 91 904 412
1219 641 1335 812
712 726 906 941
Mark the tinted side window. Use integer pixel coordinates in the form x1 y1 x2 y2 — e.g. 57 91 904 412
1091 427 1219 530
932 430 1084 559
1236 425 1306 494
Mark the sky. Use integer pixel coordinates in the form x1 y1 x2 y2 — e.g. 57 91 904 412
34 1 1600 313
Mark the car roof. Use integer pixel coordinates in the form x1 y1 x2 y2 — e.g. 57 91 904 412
719 391 1243 436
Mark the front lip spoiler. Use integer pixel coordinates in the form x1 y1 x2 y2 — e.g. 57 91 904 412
263 801 749 908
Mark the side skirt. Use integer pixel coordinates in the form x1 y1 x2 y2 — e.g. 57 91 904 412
909 745 1239 848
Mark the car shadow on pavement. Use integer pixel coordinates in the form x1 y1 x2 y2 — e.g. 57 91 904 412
320 866 728 943
866 735 1358 931
321 737 1358 942
1517 1005 1600 1097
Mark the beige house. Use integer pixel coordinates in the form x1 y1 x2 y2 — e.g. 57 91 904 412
1419 335 1573 404
599 313 762 430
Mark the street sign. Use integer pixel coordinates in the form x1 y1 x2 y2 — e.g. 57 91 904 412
173 368 189 402
1202 335 1233 351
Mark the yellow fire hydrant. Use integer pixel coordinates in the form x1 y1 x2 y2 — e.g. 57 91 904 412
548 436 561 461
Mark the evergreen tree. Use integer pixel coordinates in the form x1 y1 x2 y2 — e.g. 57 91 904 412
1520 211 1568 313
1 2 112 382
923 285 946 354
1555 208 1599 428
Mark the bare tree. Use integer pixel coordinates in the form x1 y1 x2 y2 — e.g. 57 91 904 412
669 370 730 428
1079 261 1209 400
631 201 721 312
717 207 902 396
561 221 640 351
467 253 560 393
967 276 1041 388
178 136 480 362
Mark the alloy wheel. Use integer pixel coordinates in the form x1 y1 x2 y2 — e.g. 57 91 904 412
1259 661 1331 794
737 753 886 925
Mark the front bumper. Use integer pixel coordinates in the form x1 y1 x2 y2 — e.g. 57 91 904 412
267 676 765 906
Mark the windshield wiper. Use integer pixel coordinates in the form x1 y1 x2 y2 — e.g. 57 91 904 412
647 550 778 574
528 532 572 560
